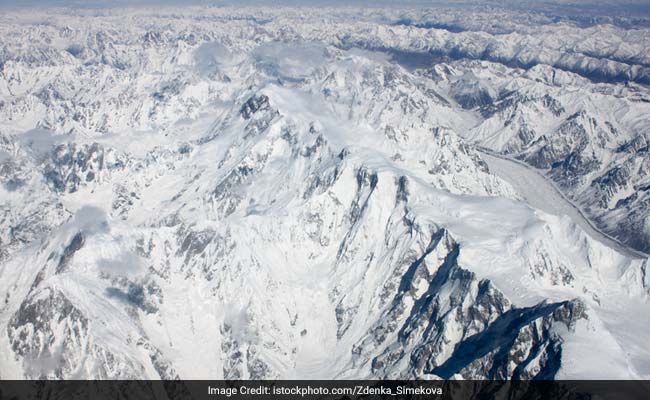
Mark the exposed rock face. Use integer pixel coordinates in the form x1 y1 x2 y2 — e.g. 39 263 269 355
240 95 271 120
463 63 650 254
45 143 126 193
0 5 648 381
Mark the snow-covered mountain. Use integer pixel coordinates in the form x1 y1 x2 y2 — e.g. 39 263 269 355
0 5 649 380
453 61 650 255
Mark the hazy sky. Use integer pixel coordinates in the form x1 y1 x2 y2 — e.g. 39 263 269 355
1 0 648 4
2 0 650 13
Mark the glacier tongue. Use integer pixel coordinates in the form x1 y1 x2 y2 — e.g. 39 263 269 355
0 6 649 380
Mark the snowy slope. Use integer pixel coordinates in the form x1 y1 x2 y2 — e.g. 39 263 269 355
480 151 648 259
0 6 649 380
451 61 650 254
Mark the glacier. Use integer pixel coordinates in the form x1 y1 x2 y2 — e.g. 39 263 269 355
0 4 649 380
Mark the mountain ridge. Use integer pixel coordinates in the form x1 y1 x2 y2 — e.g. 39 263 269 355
0 6 648 380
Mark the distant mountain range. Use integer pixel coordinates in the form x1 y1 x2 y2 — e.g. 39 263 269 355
0 5 648 380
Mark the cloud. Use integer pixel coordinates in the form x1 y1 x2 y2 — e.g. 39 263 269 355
252 41 330 81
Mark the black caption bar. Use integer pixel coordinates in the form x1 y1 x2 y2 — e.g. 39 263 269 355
1 380 649 400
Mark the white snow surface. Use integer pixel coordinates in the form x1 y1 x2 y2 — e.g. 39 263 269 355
480 151 649 259
0 6 648 381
